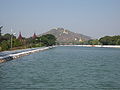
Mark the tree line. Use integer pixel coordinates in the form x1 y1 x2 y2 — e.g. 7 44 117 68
0 33 56 51
0 27 120 51
99 36 120 45
82 35 120 45
59 35 120 45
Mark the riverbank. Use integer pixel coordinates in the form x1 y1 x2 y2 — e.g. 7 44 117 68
0 46 56 63
60 45 120 48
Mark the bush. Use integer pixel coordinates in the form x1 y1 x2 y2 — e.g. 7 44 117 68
116 39 120 45
41 34 56 46
0 40 10 51
13 39 22 47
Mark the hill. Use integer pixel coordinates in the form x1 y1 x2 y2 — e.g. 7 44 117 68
39 28 91 44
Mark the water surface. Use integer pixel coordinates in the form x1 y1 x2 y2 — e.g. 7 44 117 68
0 46 120 90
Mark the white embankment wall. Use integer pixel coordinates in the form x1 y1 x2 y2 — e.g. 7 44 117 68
0 46 56 63
60 45 120 48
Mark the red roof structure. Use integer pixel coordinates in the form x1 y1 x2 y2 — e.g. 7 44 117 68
32 33 37 39
18 32 23 40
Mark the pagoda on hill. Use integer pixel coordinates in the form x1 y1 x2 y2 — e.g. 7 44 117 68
32 33 37 39
18 32 23 40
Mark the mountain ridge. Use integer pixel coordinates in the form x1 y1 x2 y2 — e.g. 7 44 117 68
39 28 91 44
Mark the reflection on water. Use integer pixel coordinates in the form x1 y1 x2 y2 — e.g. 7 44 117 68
0 46 120 90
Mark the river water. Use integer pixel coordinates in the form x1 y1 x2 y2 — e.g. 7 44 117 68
0 46 120 90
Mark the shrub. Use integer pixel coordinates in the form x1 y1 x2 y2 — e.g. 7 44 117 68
0 40 10 51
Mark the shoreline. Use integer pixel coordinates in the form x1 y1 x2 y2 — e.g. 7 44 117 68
0 46 56 63
59 45 120 48
1 45 119 63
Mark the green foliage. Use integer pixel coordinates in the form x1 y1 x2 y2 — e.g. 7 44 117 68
0 40 10 51
26 37 33 44
99 36 111 45
4 33 16 40
13 39 22 47
41 34 56 46
0 36 7 42
116 39 120 45
87 39 100 45
99 35 120 45
0 28 57 51
58 39 101 45
25 34 56 48
31 43 42 48
78 39 101 45
0 33 16 42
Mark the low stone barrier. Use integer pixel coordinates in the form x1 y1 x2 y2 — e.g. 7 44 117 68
0 46 56 63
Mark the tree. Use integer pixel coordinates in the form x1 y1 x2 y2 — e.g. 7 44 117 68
4 33 16 39
116 39 120 45
99 36 112 45
0 33 16 43
41 34 56 46
0 40 10 51
0 36 7 42
13 39 22 47
99 35 120 45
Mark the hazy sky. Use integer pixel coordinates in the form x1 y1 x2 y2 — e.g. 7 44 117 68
0 0 120 38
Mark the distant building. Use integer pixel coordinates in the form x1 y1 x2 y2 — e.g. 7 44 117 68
18 32 23 40
79 37 82 42
32 33 37 39
63 30 68 34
